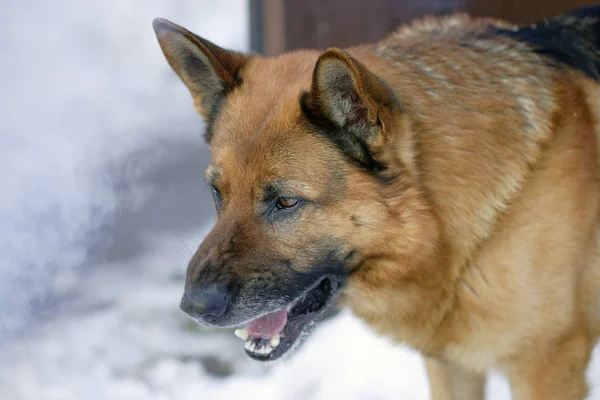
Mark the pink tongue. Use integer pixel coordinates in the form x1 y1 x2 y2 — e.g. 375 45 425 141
247 308 288 339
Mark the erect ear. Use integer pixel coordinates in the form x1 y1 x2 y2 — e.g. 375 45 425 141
300 48 399 171
152 18 249 139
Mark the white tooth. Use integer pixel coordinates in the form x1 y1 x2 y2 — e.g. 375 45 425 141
264 345 273 354
248 342 256 352
270 334 280 348
234 329 249 340
244 341 252 350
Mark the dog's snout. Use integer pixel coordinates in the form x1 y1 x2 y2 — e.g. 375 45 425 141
180 282 231 324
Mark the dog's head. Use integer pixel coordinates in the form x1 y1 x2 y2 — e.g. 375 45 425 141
153 19 440 360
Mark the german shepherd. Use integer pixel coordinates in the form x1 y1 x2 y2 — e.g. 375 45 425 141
153 5 600 399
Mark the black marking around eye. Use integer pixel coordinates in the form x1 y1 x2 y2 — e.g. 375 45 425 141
263 184 280 204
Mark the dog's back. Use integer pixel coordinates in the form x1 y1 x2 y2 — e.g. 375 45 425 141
497 5 600 81
363 8 600 268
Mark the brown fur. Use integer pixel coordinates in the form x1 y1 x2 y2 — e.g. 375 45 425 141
153 9 600 399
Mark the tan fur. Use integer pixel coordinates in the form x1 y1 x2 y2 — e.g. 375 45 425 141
155 12 600 400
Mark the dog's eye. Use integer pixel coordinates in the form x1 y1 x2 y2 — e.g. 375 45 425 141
276 197 300 210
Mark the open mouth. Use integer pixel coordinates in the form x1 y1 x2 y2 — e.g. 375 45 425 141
232 275 342 361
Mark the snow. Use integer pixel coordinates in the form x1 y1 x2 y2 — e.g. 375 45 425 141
0 226 598 399
0 228 490 400
1 0 599 399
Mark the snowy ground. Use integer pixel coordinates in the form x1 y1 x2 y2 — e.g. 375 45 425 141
1 226 599 400
1 1 599 399
0 228 481 400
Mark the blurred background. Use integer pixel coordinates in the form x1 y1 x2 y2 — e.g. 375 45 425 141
1 1 599 399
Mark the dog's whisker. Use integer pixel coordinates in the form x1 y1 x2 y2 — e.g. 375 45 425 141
171 233 194 260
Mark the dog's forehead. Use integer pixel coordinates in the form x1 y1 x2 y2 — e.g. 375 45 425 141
210 119 341 197
207 52 344 187
211 53 318 144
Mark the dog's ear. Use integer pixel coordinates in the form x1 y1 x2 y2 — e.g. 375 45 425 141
301 48 399 171
152 18 249 138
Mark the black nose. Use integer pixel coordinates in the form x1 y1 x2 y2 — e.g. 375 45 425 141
180 283 231 324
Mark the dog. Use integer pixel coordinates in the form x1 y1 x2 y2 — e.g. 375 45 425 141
153 5 600 399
